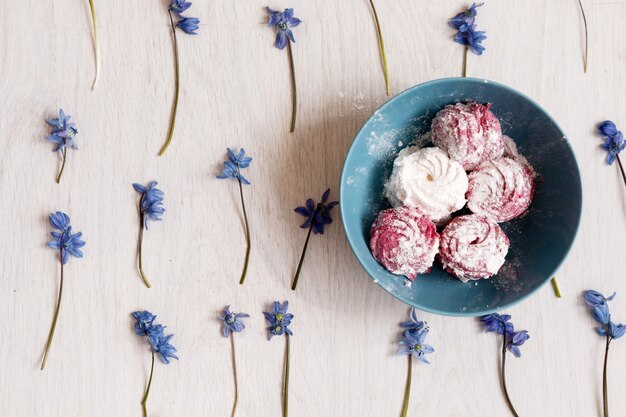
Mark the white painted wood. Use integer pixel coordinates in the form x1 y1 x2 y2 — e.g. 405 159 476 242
1 1 625 416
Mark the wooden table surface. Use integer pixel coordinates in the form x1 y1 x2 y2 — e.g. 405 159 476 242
1 1 625 416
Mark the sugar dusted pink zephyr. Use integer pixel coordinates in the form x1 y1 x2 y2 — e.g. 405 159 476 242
439 214 509 282
467 157 535 223
431 102 504 170
370 205 440 280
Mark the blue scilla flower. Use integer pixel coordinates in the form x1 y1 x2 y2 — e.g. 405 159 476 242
46 109 72 133
396 310 434 414
267 7 302 50
45 109 79 152
478 313 528 415
132 312 178 364
148 323 166 340
585 289 616 307
166 0 199 35
133 310 157 336
400 308 427 334
592 304 610 325
480 313 530 356
222 306 249 417
220 306 250 337
158 0 199 157
49 211 70 232
480 313 514 335
264 300 294 415
46 132 78 153
217 148 252 185
151 333 179 364
599 121 619 138
132 311 178 417
48 212 86 265
449 2 487 74
46 109 77 136
584 290 626 340
507 330 529 357
454 26 487 55
398 330 434 364
45 109 79 183
264 301 294 339
292 189 339 289
217 147 253 285
449 2 483 31
169 0 191 15
597 322 626 339
177 17 200 35
133 181 165 229
600 132 625 165
40 211 86 370
294 189 339 235
598 121 625 165
266 7 301 132
133 181 165 288
583 290 625 416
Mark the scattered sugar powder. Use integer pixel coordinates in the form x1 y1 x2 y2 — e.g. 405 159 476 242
367 129 400 157
412 131 432 149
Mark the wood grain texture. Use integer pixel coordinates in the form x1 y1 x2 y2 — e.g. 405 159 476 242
1 1 625 416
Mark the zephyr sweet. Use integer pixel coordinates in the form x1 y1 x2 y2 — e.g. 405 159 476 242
370 206 439 280
439 214 509 282
467 157 535 223
385 147 468 223
431 102 504 170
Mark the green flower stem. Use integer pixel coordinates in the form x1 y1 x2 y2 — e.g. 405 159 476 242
577 0 588 73
56 148 67 184
368 0 389 95
602 336 611 417
551 277 562 298
462 46 468 78
286 40 297 133
282 334 290 417
41 256 64 370
237 176 251 285
501 335 520 417
230 334 239 417
159 10 180 156
400 355 412 417
138 211 152 288
141 348 155 417
616 155 626 187
291 222 313 291
88 0 100 89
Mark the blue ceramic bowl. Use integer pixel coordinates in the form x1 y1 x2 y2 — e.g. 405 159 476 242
340 78 582 316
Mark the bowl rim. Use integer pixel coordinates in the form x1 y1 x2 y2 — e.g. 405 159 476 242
339 76 583 317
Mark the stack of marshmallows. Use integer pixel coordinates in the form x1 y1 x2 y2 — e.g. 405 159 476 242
369 102 535 283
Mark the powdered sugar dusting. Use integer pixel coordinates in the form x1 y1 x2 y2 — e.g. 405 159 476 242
503 135 536 176
366 124 424 158
367 130 398 157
